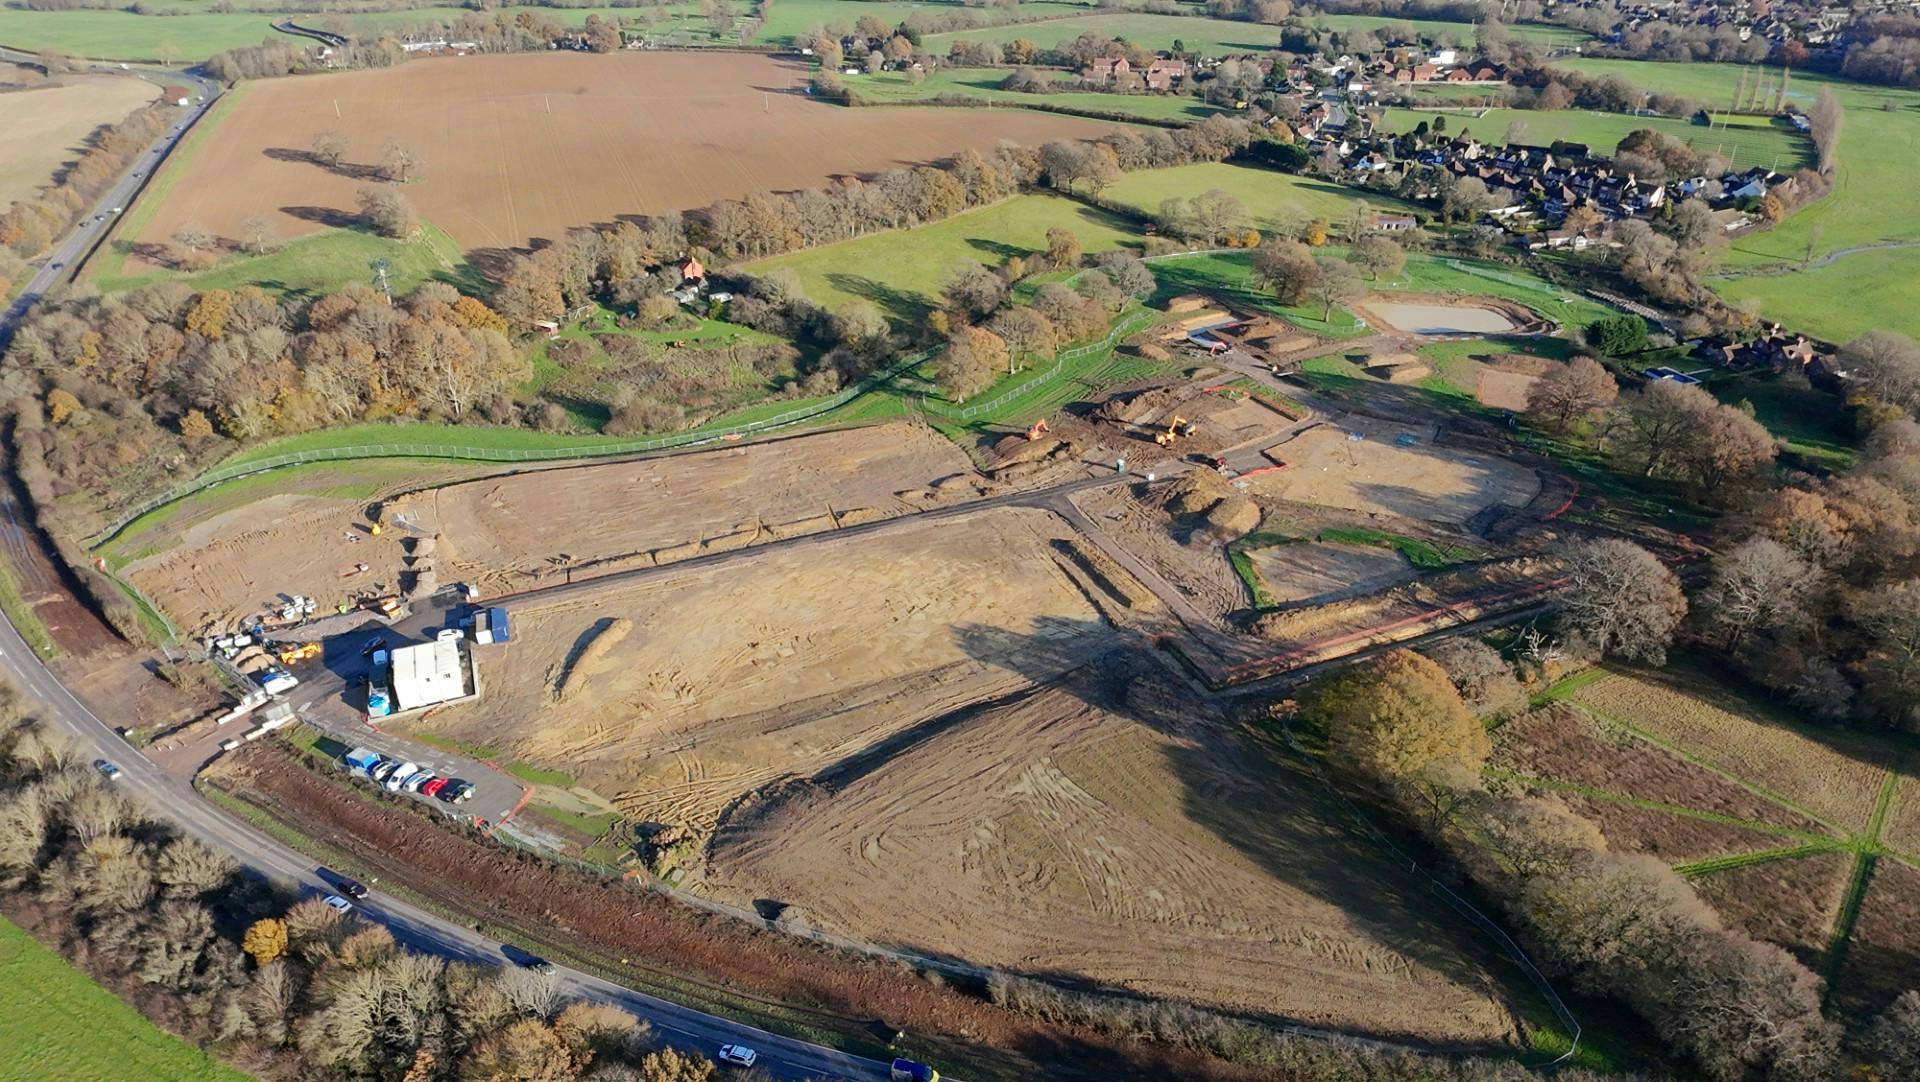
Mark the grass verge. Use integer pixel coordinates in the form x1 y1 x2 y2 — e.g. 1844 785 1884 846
0 557 58 660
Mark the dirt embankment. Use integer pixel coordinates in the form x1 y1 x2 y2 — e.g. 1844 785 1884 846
207 741 1283 1082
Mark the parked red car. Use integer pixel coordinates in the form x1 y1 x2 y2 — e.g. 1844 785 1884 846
420 777 448 798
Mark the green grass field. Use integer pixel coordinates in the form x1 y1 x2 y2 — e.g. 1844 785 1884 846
1146 250 1367 337
0 4 681 60
1100 161 1421 236
746 193 1140 319
0 915 251 1081
1551 58 1920 341
920 11 1285 55
920 9 1586 55
1375 106 1811 175
96 222 481 300
752 0 1092 45
848 67 1226 121
1309 13 1590 48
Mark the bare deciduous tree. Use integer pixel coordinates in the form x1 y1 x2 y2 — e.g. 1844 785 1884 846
1525 355 1618 429
380 139 421 183
1558 538 1687 664
312 129 348 168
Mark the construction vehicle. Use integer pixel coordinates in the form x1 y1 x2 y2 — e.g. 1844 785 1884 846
366 595 402 617
276 642 320 666
1024 417 1050 441
1153 416 1195 447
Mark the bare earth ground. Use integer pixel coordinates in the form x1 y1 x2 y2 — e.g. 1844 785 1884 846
422 507 1125 834
1247 541 1414 607
127 422 980 630
1250 417 1539 525
0 74 158 208
1069 484 1248 623
706 660 1520 1045
412 421 981 593
1362 302 1516 335
1475 368 1537 411
134 51 1121 263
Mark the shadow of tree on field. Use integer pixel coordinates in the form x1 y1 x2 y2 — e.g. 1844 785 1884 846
462 247 522 284
263 146 384 181
826 273 932 327
281 204 359 230
964 237 1029 263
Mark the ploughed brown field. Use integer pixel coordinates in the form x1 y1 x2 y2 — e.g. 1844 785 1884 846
135 51 1123 263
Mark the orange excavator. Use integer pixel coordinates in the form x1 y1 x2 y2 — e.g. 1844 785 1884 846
1025 418 1050 441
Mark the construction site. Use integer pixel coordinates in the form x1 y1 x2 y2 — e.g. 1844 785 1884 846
122 287 1588 1049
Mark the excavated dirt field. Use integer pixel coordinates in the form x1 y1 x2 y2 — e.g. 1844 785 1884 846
706 659 1522 1045
135 51 1120 263
127 422 980 630
409 421 981 594
423 507 1134 835
1245 541 1416 607
1249 417 1539 525
1069 483 1249 623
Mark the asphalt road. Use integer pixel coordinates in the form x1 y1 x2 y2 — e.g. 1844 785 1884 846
0 51 222 347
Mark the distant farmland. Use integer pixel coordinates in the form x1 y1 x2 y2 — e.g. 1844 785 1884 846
132 51 1125 268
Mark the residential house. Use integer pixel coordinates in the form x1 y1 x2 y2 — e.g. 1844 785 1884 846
1143 57 1189 90
1081 56 1131 81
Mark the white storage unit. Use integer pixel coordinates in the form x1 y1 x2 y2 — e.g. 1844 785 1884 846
390 639 466 710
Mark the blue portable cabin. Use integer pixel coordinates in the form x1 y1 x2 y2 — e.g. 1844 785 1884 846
343 747 382 776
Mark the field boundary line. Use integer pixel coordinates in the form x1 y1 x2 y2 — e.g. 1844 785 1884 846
1561 696 1856 838
1822 754 1907 992
1483 769 1842 846
1671 842 1842 879
1271 721 1582 1067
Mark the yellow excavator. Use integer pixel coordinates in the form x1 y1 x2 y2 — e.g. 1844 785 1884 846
1153 415 1195 447
276 642 321 666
